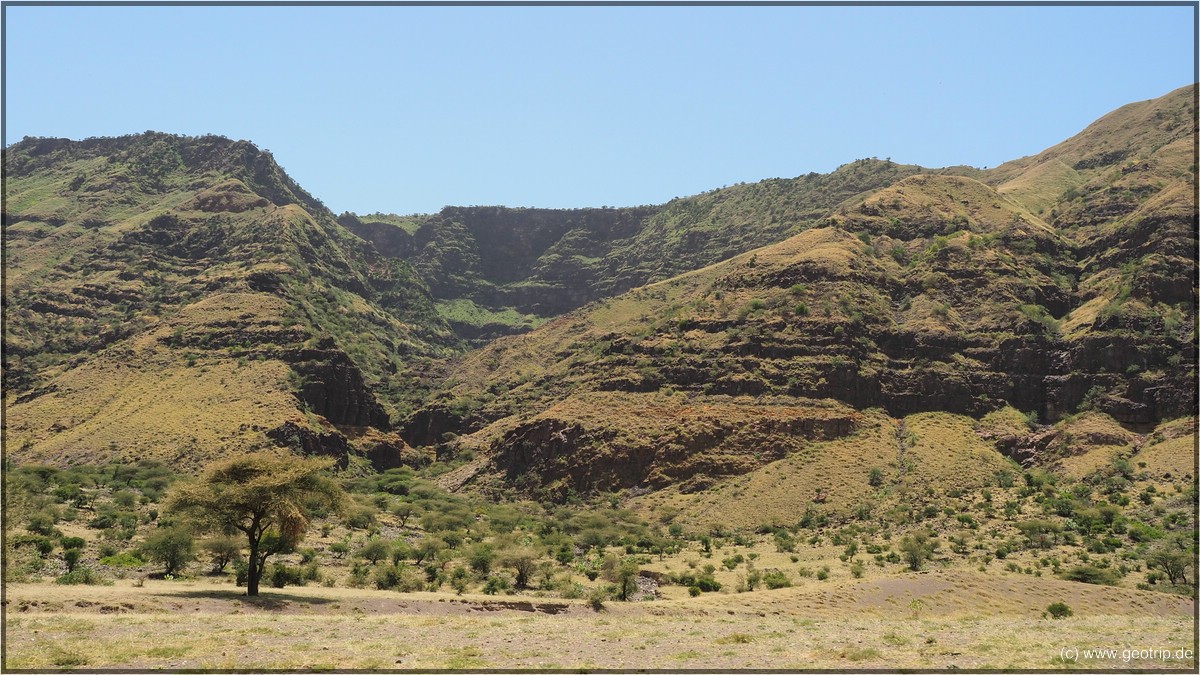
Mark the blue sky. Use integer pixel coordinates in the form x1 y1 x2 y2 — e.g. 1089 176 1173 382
4 4 1195 215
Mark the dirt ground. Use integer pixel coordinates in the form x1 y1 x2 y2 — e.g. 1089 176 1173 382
4 571 1195 670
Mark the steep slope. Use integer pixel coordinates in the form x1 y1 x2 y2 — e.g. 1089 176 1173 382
4 133 456 470
409 86 1196 500
985 84 1197 422
343 159 958 344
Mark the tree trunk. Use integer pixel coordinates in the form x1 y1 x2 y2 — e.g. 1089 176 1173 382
247 538 260 596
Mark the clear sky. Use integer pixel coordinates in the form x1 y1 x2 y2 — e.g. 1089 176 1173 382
4 3 1196 215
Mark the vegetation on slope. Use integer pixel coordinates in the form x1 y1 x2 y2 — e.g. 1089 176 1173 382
4 133 458 468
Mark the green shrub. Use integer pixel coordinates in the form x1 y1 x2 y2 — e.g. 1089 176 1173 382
60 536 86 550
26 510 59 537
203 536 242 573
1046 602 1073 619
139 526 195 575
269 564 307 588
589 587 608 610
483 574 512 595
374 564 402 590
357 538 392 565
850 560 865 578
1060 565 1118 586
56 567 107 585
763 569 792 589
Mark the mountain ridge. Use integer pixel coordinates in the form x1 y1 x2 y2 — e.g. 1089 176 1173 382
3 86 1195 503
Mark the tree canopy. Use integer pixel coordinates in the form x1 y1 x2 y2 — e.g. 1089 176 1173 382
166 453 344 596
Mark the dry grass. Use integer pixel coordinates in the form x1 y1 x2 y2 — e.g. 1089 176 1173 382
1047 412 1139 480
1134 417 1197 482
634 408 895 529
3 572 1192 670
899 412 1014 492
996 158 1085 215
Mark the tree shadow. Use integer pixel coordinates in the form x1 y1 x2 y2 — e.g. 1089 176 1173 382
151 588 337 609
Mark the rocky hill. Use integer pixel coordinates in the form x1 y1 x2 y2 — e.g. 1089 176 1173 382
340 159 959 344
4 133 456 471
3 86 1195 507
403 85 1196 502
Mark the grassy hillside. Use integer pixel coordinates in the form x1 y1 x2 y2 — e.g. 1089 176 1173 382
4 133 457 469
343 159 965 345
407 86 1194 503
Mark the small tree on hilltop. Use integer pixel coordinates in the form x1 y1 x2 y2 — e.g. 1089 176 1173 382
166 453 344 596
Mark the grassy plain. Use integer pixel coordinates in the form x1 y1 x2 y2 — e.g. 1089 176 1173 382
5 571 1193 671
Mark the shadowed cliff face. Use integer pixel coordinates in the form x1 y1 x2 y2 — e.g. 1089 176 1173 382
344 160 936 343
491 394 862 500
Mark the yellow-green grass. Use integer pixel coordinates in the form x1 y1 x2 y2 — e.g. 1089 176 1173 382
633 408 894 529
5 290 328 469
1046 412 1139 480
632 410 1020 531
985 84 1194 188
1133 417 1197 482
898 412 1015 492
996 158 1085 215
5 356 301 471
832 173 1057 238
353 211 422 233
435 298 546 331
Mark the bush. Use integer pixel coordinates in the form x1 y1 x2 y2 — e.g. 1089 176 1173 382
763 569 792 589
357 538 392 565
588 587 608 610
60 536 86 550
774 531 795 553
56 567 107 585
483 574 512 595
269 564 307 588
469 543 496 575
900 531 936 571
100 551 145 567
26 510 60 537
850 560 865 578
343 505 377 530
203 536 242 573
688 586 701 597
374 564 403 590
1060 565 1118 586
233 558 249 586
1046 602 1073 619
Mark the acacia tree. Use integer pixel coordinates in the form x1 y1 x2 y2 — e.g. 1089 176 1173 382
166 453 344 596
